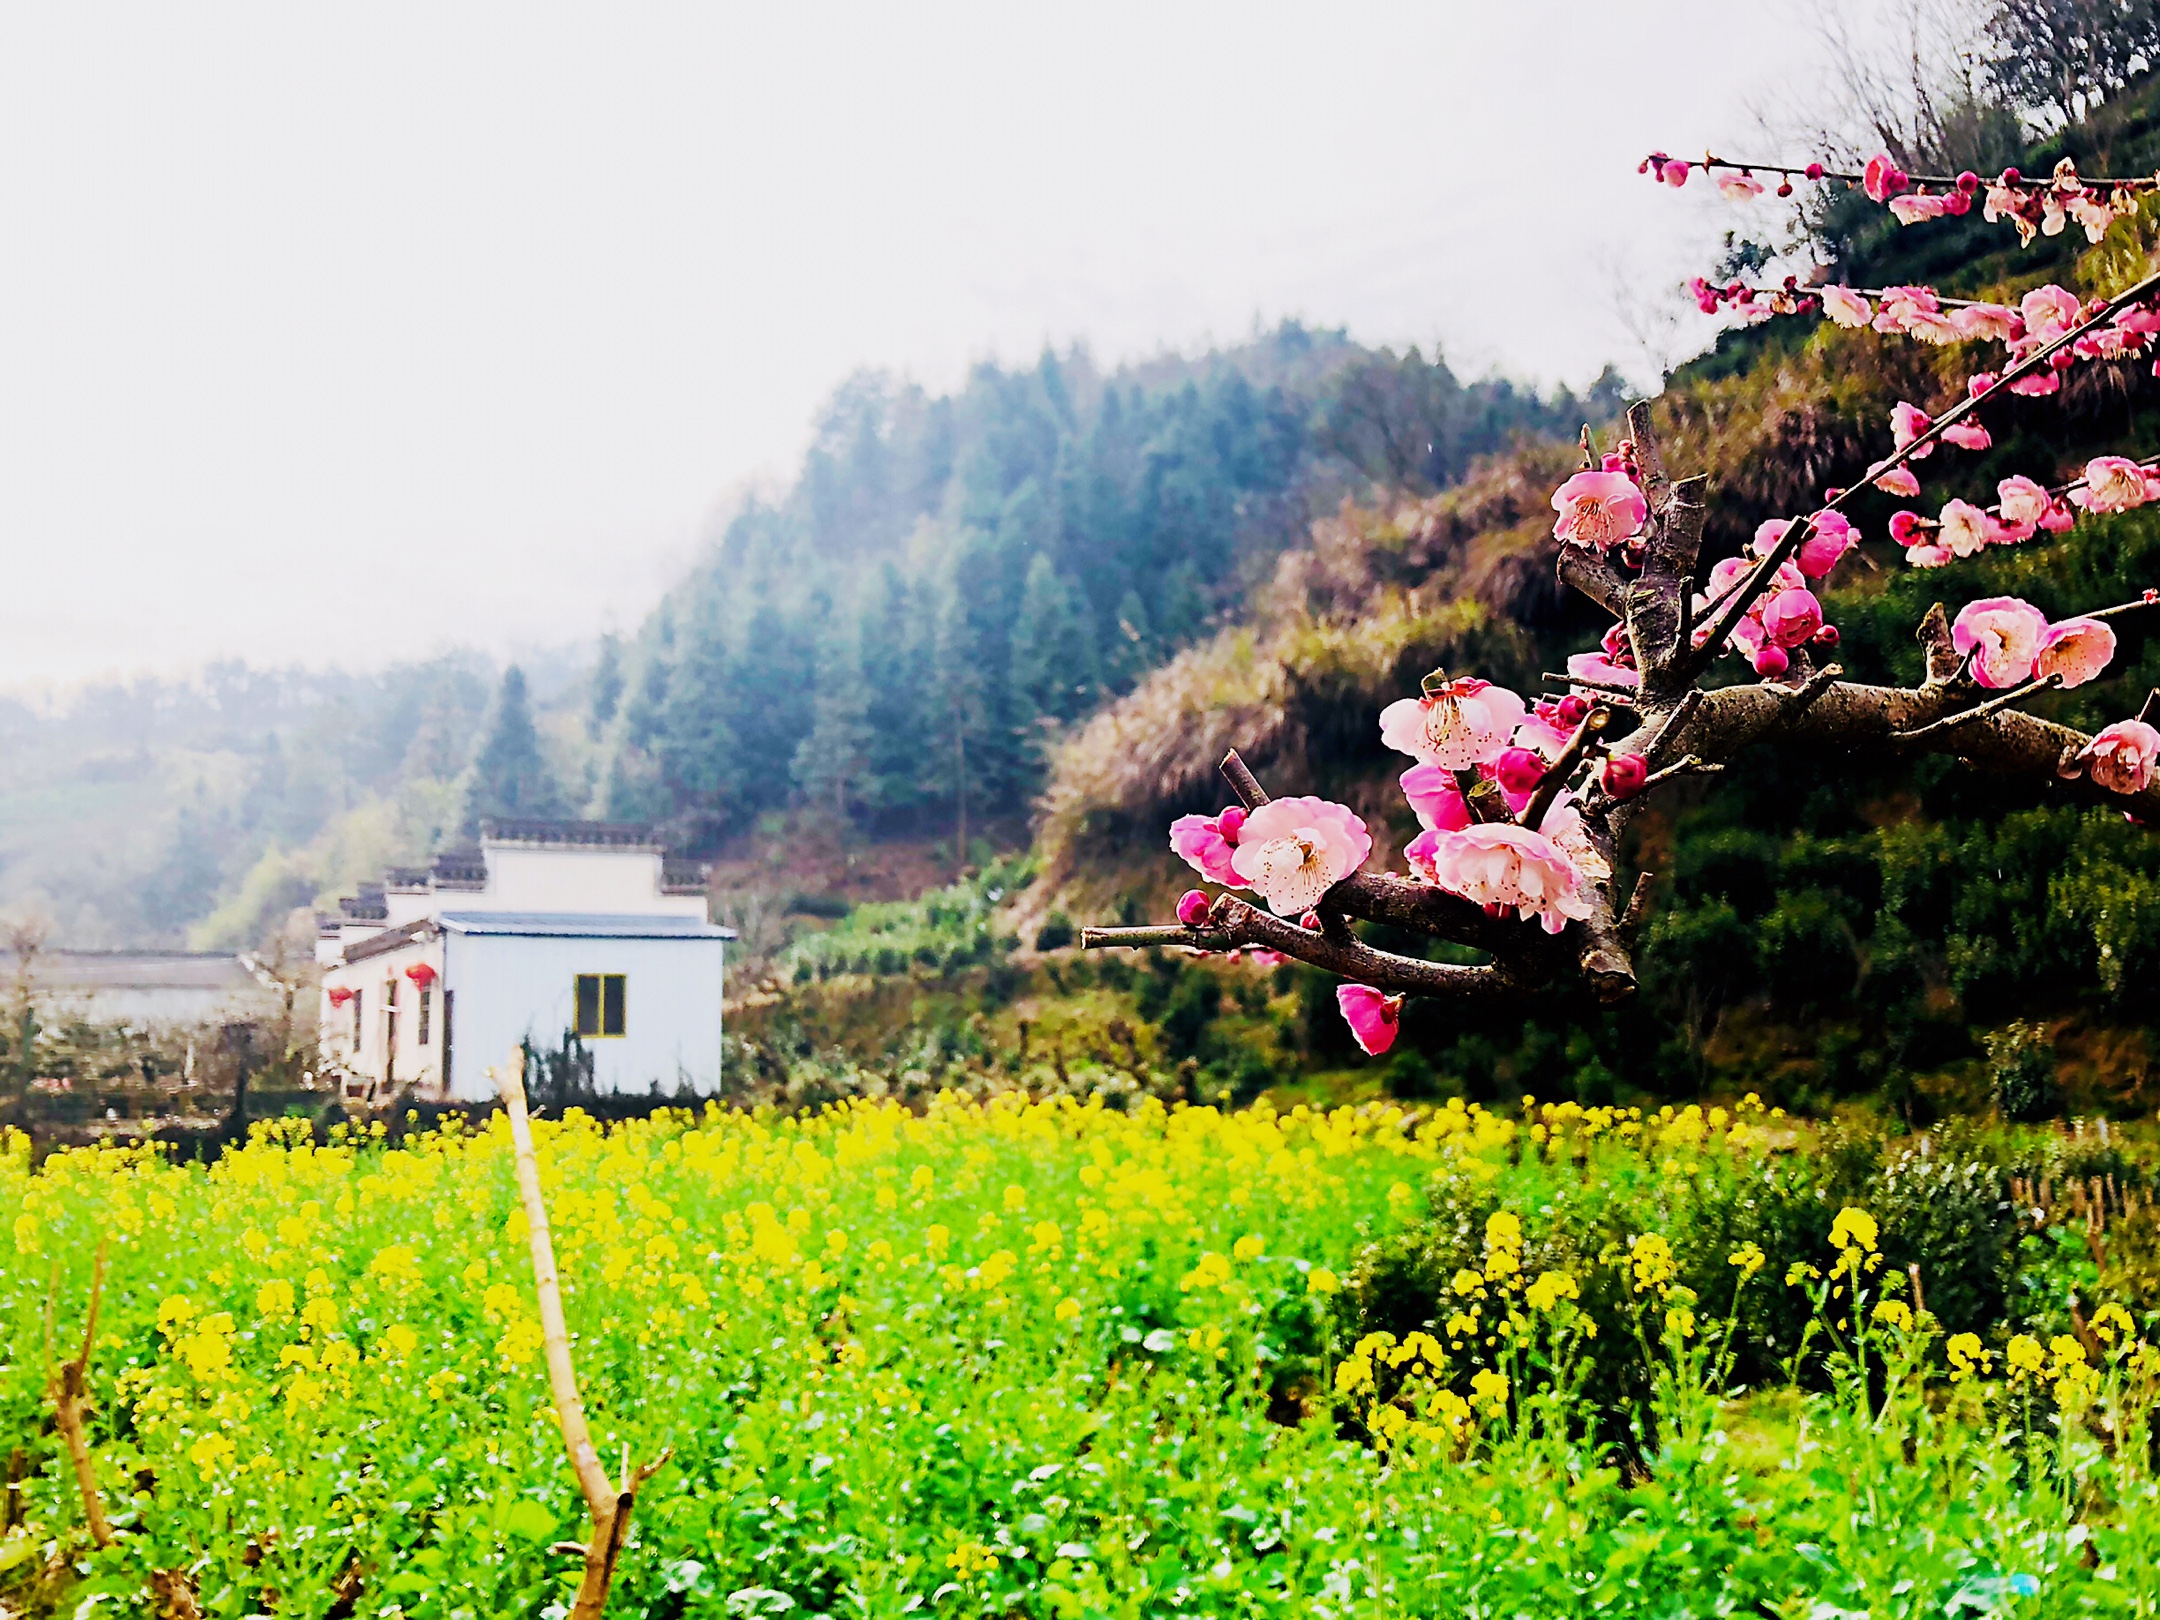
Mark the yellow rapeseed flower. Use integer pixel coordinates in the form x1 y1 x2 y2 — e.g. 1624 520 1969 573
1828 1208 1879 1255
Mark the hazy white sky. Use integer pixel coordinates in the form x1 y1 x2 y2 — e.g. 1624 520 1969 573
0 2 1842 690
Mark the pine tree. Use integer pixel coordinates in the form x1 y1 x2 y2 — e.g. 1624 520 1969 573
588 633 624 732
1009 554 1098 767
791 621 875 821
464 666 565 832
654 614 741 825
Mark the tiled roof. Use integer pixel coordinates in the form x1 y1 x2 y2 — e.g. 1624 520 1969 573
438 912 736 940
479 818 662 850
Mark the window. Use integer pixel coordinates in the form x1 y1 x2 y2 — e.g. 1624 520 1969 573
575 973 627 1038
418 987 432 1046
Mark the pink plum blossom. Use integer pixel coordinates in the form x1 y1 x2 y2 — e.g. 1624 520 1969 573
1905 543 1955 568
1889 510 1929 546
2008 368 2062 398
1941 419 1992 451
2075 720 2160 795
1753 645 1790 678
2039 499 2077 532
1336 984 1402 1056
1536 793 1611 888
1763 588 1824 648
2020 284 2083 342
1414 822 1594 935
1513 706 1574 759
1863 153 1905 202
1400 764 1473 832
2036 617 2116 688
1379 677 1527 770
1170 813 1242 886
1717 172 1766 201
1550 470 1648 550
1874 465 1923 497
1822 286 1873 327
1951 303 2021 341
1796 512 1856 578
1565 651 1639 689
1937 499 2000 558
1951 596 2051 688
1875 285 1940 331
2071 456 2155 513
1997 475 2051 533
1227 796 1371 917
1891 402 1936 458
1751 518 1791 557
1889 192 1949 225
1661 159 1690 187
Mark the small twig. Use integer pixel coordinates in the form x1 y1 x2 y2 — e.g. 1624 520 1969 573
1894 674 2064 743
48 1242 114 1548
2138 687 2159 726
1636 754 1725 792
1219 751 1270 810
1081 925 1235 952
1543 671 1641 696
1524 705 1613 831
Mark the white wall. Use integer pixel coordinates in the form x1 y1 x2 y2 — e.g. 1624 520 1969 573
450 845 707 918
441 931 723 1102
320 938 446 1093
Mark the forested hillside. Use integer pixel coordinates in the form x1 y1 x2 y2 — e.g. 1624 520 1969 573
595 328 1623 850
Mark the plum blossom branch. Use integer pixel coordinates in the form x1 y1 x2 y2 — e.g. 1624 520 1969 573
1686 268 2160 677
1648 152 2149 244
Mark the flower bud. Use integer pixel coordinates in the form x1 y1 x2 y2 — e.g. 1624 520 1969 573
1298 909 1322 931
1777 180 1794 198
1176 890 1211 928
1752 645 1790 679
1805 162 1824 180
1556 694 1591 726
1602 753 1649 800
2001 166 2021 184
1216 805 1246 841
1812 624 1841 649
1957 170 1979 193
1494 747 1546 796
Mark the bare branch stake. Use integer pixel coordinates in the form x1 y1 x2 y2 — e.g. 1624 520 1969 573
493 1049 667 1620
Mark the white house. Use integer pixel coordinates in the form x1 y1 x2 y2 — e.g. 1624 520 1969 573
316 820 733 1103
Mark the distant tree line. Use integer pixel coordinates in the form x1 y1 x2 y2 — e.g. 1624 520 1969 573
587 325 1622 852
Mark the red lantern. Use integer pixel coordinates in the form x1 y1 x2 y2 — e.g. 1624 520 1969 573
405 962 438 987
327 986 355 1007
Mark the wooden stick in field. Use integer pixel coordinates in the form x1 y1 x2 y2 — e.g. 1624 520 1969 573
46 1241 115 1548
491 1049 668 1619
